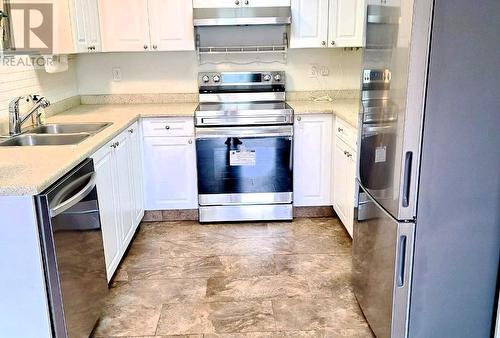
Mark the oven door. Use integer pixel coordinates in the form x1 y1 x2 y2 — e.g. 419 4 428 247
196 125 293 206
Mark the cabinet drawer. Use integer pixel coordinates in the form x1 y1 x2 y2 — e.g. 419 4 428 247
142 117 194 137
335 117 357 150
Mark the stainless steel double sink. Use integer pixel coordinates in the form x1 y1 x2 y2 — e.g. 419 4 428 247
0 122 112 147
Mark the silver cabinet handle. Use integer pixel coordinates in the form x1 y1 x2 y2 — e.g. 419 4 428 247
338 127 344 132
331 41 335 46
244 0 249 4
188 139 193 144
321 41 326 46
128 129 134 134
235 0 240 5
116 141 120 147
165 125 171 130
144 45 148 50
153 44 158 50
49 173 97 217
297 116 302 121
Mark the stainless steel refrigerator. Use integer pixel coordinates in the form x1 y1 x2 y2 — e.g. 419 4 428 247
353 0 500 337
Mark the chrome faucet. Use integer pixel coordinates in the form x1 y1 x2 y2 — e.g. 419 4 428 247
9 95 51 136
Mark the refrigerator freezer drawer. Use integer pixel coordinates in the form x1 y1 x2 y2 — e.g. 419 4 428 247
353 187 414 338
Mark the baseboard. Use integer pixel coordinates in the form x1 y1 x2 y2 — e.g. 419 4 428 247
294 206 336 218
143 206 336 222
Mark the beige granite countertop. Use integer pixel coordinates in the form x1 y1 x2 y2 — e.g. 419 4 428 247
0 99 358 196
0 103 197 196
288 99 360 128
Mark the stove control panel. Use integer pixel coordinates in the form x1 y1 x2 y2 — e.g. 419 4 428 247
198 71 286 87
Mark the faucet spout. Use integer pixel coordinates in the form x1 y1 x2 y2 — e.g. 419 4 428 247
8 95 51 136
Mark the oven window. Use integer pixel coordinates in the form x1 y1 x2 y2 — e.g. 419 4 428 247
196 136 293 195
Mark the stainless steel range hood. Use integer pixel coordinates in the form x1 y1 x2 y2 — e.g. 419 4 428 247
194 7 291 27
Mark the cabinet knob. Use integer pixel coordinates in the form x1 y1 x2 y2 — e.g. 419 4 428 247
144 45 148 50
165 125 171 130
188 139 193 144
331 41 335 46
244 0 249 4
321 41 326 46
297 116 301 121
128 129 134 134
153 44 158 50
235 0 240 5
338 127 344 132
116 141 120 147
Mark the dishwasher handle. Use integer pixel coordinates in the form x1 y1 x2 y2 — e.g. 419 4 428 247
49 172 97 217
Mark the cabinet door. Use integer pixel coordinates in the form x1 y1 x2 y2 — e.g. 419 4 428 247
127 122 145 227
148 0 195 51
70 0 101 52
9 0 75 54
113 131 136 249
244 0 290 7
143 136 198 210
294 114 333 206
290 0 329 48
98 0 150 51
332 137 356 237
91 143 121 281
86 0 102 51
70 0 89 52
192 0 241 8
328 0 365 47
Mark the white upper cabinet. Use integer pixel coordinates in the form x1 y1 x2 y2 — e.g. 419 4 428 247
193 0 240 8
290 0 329 48
98 0 150 52
9 0 75 54
99 0 194 52
244 0 291 7
290 0 365 48
193 0 289 8
70 0 102 52
294 114 333 207
328 0 365 47
148 0 195 51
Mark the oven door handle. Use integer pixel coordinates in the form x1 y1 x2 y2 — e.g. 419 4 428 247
196 126 293 139
49 173 97 217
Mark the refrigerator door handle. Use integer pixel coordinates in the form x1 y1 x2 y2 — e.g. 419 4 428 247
402 152 413 207
397 235 408 287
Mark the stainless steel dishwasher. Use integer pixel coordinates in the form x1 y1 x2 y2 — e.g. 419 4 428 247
35 158 108 338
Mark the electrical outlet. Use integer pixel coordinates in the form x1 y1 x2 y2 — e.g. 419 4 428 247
112 67 122 82
309 64 318 78
320 66 330 77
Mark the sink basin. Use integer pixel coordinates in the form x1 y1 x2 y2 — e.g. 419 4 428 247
31 122 111 135
0 134 90 146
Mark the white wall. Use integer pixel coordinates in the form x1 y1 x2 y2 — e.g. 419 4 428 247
76 48 363 95
0 58 78 119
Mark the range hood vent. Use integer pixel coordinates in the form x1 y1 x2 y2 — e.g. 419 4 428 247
194 7 292 27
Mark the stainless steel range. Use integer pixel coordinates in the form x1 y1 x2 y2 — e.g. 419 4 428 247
195 71 294 223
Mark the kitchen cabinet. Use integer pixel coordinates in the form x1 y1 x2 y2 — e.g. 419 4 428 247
91 121 143 281
290 0 365 48
98 0 194 52
294 114 333 207
128 123 145 226
9 0 75 54
70 0 101 52
332 117 357 237
142 118 198 211
193 0 290 8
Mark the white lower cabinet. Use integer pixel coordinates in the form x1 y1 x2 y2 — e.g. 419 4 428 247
92 121 144 281
294 114 333 206
332 117 357 237
142 118 198 211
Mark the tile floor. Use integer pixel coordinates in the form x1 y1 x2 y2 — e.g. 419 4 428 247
92 217 375 338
